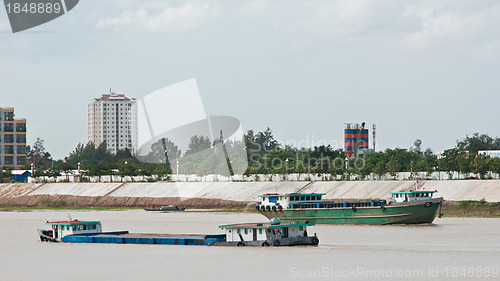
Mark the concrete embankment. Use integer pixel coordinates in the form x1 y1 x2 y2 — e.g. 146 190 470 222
0 180 499 208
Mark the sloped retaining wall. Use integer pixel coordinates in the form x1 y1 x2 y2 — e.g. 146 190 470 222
1 180 499 206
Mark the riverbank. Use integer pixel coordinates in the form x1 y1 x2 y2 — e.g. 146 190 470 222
0 194 250 210
441 200 500 218
1 181 500 217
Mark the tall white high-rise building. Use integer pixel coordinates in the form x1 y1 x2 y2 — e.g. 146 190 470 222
88 91 138 154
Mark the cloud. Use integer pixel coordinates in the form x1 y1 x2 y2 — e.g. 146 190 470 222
95 2 218 32
399 2 500 51
237 0 409 38
400 7 477 49
234 0 500 54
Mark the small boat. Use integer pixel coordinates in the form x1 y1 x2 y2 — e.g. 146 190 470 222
256 189 443 225
37 219 112 243
218 218 319 247
38 218 318 247
144 205 187 212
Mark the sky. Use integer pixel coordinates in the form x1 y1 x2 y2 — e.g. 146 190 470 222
1 0 500 159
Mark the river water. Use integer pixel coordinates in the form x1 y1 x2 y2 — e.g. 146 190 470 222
0 210 498 281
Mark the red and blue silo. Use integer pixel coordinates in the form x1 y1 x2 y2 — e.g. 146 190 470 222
344 123 369 157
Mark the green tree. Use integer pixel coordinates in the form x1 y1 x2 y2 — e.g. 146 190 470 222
27 138 54 169
386 159 401 180
154 166 171 181
471 153 490 179
244 128 279 165
184 135 211 156
143 138 181 165
46 167 61 182
85 164 111 182
116 148 134 159
457 151 471 178
137 168 152 181
440 148 459 179
118 161 138 182
0 167 12 183
57 162 75 181
457 133 500 154
490 158 500 179
373 162 386 180
411 139 423 156
33 169 47 183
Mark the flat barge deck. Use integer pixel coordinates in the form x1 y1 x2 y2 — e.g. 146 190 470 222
62 231 226 245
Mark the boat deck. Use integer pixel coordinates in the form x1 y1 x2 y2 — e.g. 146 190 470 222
62 231 226 245
95 233 211 239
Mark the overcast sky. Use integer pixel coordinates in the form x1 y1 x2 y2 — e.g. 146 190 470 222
1 0 500 159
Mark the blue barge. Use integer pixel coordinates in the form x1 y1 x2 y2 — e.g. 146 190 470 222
38 218 319 247
62 233 226 245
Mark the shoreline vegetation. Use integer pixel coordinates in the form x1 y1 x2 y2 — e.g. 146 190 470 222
1 199 499 218
7 132 500 185
441 200 500 218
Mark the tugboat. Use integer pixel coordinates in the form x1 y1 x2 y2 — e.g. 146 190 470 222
256 190 443 225
217 218 318 247
38 218 318 247
144 205 187 212
37 219 109 243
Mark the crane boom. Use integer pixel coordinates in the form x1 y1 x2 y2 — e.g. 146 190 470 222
354 122 365 157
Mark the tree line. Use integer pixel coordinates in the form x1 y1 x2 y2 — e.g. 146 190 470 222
244 131 500 180
3 130 500 182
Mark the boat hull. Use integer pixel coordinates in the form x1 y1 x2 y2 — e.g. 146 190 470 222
259 198 443 225
214 236 319 247
37 229 61 242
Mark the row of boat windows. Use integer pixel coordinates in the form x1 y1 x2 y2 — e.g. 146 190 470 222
291 196 321 201
229 229 263 234
393 193 431 198
57 224 98 231
264 195 322 202
228 227 304 234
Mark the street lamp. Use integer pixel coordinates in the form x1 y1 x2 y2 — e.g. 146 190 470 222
176 159 179 181
285 158 289 181
124 161 128 182
434 166 440 180
30 163 34 183
77 162 81 182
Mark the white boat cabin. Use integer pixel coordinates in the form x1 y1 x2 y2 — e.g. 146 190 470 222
46 219 102 240
390 190 437 203
258 193 325 210
219 219 313 242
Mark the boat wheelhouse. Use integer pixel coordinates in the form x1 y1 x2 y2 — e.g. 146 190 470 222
390 190 438 203
218 218 318 246
258 193 326 211
38 220 103 242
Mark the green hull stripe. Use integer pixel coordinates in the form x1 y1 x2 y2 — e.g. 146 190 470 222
259 202 441 225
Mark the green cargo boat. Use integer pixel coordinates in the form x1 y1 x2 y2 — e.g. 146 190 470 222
256 190 443 225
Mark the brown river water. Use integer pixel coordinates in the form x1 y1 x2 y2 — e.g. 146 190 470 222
0 210 499 281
